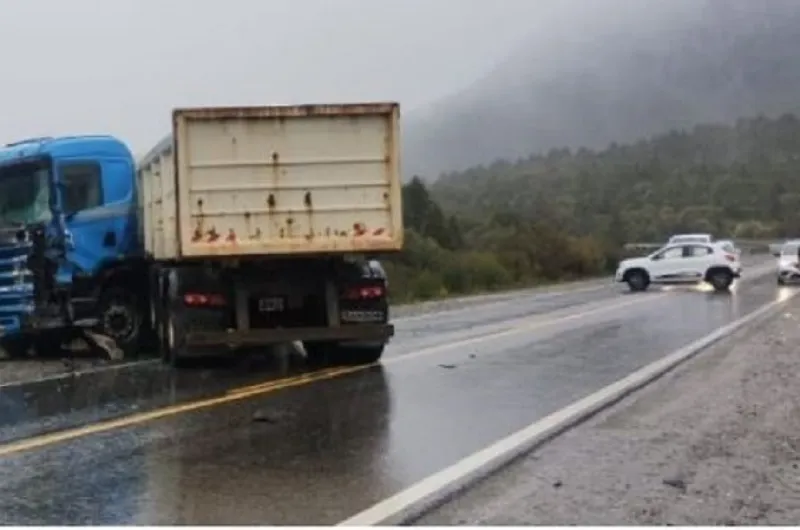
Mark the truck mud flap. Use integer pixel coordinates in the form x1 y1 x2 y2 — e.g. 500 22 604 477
185 324 394 348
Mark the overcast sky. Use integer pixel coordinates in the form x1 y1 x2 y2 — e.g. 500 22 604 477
0 0 701 156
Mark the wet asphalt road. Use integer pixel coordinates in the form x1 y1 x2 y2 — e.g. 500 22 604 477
0 258 787 524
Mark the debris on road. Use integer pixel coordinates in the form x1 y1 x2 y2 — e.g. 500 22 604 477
417 298 800 526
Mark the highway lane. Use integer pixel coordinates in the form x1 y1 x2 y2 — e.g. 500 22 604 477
0 279 622 445
0 252 772 387
0 261 785 524
0 257 774 444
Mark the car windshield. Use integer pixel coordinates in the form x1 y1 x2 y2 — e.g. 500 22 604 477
781 243 800 257
0 160 52 228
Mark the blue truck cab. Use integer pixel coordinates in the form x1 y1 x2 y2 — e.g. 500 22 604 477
0 135 147 357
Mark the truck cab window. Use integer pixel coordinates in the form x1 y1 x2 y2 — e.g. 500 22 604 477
0 162 52 227
61 163 102 215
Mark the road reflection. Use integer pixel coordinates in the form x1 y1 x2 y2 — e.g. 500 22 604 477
135 365 392 525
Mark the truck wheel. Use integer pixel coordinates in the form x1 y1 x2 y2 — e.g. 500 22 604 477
97 287 143 359
162 312 192 368
625 270 649 292
708 269 734 291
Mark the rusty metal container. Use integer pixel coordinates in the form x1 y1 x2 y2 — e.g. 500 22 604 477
137 102 403 260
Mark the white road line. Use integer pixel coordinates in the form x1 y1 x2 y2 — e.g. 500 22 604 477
383 293 667 366
338 287 800 526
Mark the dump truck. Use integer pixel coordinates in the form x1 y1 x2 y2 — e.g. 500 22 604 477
0 102 403 366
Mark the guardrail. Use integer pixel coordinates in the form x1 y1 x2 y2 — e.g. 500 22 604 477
623 239 783 255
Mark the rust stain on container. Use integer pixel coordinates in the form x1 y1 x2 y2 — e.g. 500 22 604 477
225 229 237 243
373 227 385 236
353 223 367 237
271 151 281 185
207 227 220 242
303 190 315 241
193 198 206 242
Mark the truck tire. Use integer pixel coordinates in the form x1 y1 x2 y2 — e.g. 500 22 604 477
161 312 192 368
624 269 650 292
96 286 144 359
157 270 197 369
706 268 734 292
304 341 384 367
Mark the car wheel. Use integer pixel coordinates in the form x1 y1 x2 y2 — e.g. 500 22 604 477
625 270 649 292
709 269 734 291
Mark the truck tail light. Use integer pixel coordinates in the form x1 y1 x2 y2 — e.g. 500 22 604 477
183 293 227 307
724 254 736 263
341 284 385 300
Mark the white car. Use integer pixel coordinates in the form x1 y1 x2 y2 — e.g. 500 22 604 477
615 241 742 292
776 240 800 285
667 233 714 245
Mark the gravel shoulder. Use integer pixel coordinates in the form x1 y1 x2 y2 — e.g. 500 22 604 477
417 293 800 525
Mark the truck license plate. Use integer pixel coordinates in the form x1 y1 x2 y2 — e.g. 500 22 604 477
258 297 285 312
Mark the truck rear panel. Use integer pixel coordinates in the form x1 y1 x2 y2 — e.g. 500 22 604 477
137 102 403 260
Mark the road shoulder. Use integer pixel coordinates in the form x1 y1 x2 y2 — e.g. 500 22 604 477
417 295 800 525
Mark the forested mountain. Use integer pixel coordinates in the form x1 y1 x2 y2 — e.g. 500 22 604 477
431 113 800 243
403 0 800 178
389 113 800 302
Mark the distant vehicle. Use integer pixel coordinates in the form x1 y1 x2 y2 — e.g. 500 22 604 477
615 241 742 292
716 238 741 257
776 239 800 285
667 233 714 245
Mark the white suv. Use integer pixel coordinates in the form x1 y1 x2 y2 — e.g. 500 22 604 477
615 241 742 292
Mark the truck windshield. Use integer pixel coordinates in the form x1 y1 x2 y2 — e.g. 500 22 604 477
0 161 52 228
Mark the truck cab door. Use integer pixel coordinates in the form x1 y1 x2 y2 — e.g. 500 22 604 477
55 158 135 278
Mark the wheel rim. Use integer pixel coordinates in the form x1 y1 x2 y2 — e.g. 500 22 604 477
102 298 138 342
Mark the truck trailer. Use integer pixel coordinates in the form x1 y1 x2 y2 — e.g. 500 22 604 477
0 102 402 367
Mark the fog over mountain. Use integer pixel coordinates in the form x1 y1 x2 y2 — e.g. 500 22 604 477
403 0 800 179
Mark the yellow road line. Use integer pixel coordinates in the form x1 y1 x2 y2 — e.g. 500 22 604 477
0 292 665 458
0 365 364 458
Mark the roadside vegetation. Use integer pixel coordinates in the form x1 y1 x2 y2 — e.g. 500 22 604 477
387 113 798 302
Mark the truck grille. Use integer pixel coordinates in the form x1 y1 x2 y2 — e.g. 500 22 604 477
0 242 34 333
